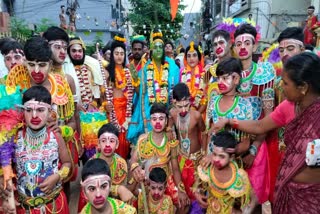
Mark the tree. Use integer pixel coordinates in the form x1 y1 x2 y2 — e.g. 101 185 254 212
128 0 186 42
10 17 55 42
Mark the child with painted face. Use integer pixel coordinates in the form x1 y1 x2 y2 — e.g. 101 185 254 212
1 86 71 214
168 83 206 211
80 158 136 214
195 131 252 213
138 167 174 214
77 123 134 212
205 57 257 155
130 102 189 212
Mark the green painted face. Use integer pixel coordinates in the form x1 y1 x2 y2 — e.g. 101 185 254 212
152 41 164 61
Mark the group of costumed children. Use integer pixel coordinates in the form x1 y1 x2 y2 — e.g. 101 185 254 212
0 18 286 214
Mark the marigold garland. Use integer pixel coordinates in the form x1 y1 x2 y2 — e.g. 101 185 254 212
104 66 134 132
75 65 93 106
180 64 206 108
147 60 169 104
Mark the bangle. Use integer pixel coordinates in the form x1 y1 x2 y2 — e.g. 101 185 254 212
177 181 186 193
57 166 70 182
249 145 258 156
110 185 119 197
130 162 139 172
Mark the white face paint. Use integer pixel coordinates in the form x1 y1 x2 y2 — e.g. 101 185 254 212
213 36 228 58
234 34 255 60
279 39 303 63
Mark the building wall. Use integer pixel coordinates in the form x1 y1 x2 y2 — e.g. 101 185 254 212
13 0 123 44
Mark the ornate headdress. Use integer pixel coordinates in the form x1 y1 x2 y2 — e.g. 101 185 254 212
114 34 126 43
69 36 86 49
217 17 261 43
151 29 164 44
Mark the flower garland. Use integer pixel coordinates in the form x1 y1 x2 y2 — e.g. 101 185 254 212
103 66 134 133
180 64 206 108
75 65 93 106
146 60 169 104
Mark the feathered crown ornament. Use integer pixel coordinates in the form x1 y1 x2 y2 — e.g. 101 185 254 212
217 17 261 43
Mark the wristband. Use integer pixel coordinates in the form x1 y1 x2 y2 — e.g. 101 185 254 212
130 162 139 172
249 145 258 156
177 181 186 193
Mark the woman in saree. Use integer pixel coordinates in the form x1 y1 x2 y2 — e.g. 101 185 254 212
211 52 320 213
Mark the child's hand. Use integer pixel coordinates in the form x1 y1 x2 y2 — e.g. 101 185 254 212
212 118 229 133
118 185 134 202
242 154 255 169
236 138 251 155
194 192 208 208
38 174 60 194
177 191 189 208
200 154 213 169
132 166 145 183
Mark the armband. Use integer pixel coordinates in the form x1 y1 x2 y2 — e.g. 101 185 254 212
110 185 119 197
57 166 70 182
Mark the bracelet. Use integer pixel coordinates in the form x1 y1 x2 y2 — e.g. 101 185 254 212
57 166 70 182
110 185 119 197
130 162 139 172
249 145 258 156
177 181 186 193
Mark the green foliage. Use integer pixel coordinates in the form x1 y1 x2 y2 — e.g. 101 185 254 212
10 17 55 42
85 33 105 56
128 0 186 42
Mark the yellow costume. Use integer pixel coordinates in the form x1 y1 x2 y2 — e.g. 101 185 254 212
138 192 174 214
196 161 251 214
80 197 136 214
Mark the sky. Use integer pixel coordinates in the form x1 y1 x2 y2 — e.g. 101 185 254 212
182 0 202 14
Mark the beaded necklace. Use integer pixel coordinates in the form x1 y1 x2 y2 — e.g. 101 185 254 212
24 127 48 151
146 60 169 104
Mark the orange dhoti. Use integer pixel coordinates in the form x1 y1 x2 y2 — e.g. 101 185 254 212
114 97 130 159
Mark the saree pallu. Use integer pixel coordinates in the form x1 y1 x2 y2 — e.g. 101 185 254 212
114 97 130 159
273 100 320 213
246 141 270 204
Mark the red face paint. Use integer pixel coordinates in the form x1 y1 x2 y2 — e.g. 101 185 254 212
30 118 42 125
31 70 45 84
93 195 105 206
239 48 248 57
218 82 228 91
152 193 161 201
213 161 222 169
103 146 112 154
155 122 163 130
216 47 223 55
179 112 188 117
